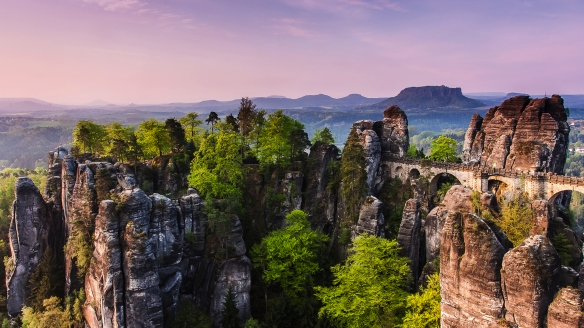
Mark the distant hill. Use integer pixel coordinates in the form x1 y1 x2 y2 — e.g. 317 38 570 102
357 86 485 111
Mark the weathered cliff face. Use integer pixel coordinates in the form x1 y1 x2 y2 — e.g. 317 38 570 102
462 95 569 173
424 185 472 262
351 105 409 195
501 235 561 327
397 198 421 285
303 142 340 230
352 196 384 238
6 178 50 317
547 287 584 327
440 212 507 327
83 200 125 328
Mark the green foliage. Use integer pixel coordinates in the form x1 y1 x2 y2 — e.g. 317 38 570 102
220 286 241 328
257 110 308 168
243 318 261 328
399 272 441 328
315 235 411 328
407 144 425 159
94 168 116 202
188 128 244 200
206 112 221 133
340 127 368 227
103 122 134 162
551 233 572 266
429 135 458 162
72 120 106 155
237 97 258 137
180 112 205 148
136 118 171 158
311 127 335 145
225 114 240 133
21 296 76 328
185 231 197 248
496 194 534 247
165 118 187 152
27 247 63 312
251 210 328 299
171 300 212 328
436 182 453 198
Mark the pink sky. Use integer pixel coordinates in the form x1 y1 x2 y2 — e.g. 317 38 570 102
1 0 583 104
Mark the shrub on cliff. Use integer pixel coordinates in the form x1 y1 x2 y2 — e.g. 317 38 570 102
399 272 441 328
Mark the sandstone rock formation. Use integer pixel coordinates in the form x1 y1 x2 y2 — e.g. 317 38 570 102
462 95 569 173
353 196 384 238
397 198 421 284
501 235 561 327
440 212 507 327
6 177 50 317
424 185 472 261
547 287 584 328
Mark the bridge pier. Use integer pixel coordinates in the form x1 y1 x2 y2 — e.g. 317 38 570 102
480 173 489 193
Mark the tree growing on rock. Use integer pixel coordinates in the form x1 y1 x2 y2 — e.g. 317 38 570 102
340 127 368 227
180 112 204 148
72 120 106 155
399 272 441 328
136 118 171 158
165 118 187 152
206 111 220 133
257 110 308 168
220 286 240 328
311 127 335 145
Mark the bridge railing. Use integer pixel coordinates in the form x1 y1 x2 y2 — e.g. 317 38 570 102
382 153 584 187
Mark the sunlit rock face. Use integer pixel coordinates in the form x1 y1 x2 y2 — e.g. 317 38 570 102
462 95 569 174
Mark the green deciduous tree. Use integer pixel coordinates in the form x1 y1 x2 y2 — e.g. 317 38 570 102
340 127 368 227
257 110 307 168
188 128 244 200
237 97 257 137
179 112 204 148
220 286 240 328
27 247 63 312
72 120 106 155
104 122 133 162
252 210 328 299
225 114 240 133
429 136 458 162
136 118 171 158
311 127 335 145
407 144 425 159
399 272 441 328
315 235 411 328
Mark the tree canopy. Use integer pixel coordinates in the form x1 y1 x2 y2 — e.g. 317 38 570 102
399 272 441 328
311 127 335 145
315 235 411 328
257 110 308 168
72 120 106 155
429 136 458 162
136 119 172 158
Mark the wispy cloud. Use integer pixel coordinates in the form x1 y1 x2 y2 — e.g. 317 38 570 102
83 0 144 12
271 18 320 38
282 0 406 13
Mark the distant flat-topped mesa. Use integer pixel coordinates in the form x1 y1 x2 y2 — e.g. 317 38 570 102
358 85 485 110
462 95 569 174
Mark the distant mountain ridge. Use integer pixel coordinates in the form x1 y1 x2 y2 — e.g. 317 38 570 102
358 86 485 110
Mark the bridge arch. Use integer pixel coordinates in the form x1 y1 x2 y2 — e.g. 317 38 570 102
394 166 404 179
409 168 420 180
430 172 461 196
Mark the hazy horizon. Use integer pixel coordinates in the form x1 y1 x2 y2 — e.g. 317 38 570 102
1 0 583 104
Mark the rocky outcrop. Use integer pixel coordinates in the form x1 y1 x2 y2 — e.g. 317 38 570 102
424 185 472 261
547 287 584 327
462 95 569 173
83 201 125 328
397 198 421 284
373 105 409 157
531 200 551 236
303 142 340 230
211 257 251 327
6 177 50 317
501 235 561 328
353 196 384 238
440 212 507 327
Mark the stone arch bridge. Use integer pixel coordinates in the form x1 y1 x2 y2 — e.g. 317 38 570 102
381 154 584 200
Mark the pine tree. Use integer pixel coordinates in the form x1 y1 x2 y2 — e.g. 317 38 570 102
206 112 220 133
340 127 368 225
165 118 187 152
220 286 240 328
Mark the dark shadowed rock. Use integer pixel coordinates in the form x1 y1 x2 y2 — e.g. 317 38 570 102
397 198 421 285
150 194 183 322
359 130 381 194
83 201 125 328
6 177 50 317
210 257 252 327
440 212 506 327
501 235 561 328
546 287 584 328
353 196 384 238
461 113 483 163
